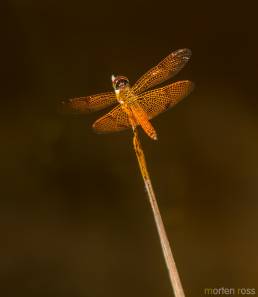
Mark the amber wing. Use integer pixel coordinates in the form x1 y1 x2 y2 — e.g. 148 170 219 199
137 80 194 120
93 105 130 133
61 91 117 113
92 80 194 134
132 49 191 95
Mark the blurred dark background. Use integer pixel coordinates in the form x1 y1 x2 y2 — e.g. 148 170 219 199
1 0 258 296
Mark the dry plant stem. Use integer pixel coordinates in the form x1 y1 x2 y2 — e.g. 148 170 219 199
133 128 185 297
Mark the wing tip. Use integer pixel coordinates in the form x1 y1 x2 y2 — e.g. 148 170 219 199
178 48 192 54
174 48 192 60
92 121 101 132
59 99 76 114
60 97 93 114
92 118 113 134
184 80 195 94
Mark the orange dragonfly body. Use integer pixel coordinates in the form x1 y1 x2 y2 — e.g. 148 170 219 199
62 49 194 140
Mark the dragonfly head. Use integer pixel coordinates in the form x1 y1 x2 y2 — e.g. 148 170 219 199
111 75 130 94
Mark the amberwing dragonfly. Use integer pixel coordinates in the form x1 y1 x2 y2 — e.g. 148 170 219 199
62 49 194 140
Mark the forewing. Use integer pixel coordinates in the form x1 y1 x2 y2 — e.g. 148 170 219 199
61 91 117 114
93 105 131 133
132 49 191 95
137 80 194 120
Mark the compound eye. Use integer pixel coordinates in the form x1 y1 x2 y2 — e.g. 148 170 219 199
116 79 128 89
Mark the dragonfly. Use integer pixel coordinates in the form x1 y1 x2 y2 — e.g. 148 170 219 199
62 48 194 140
